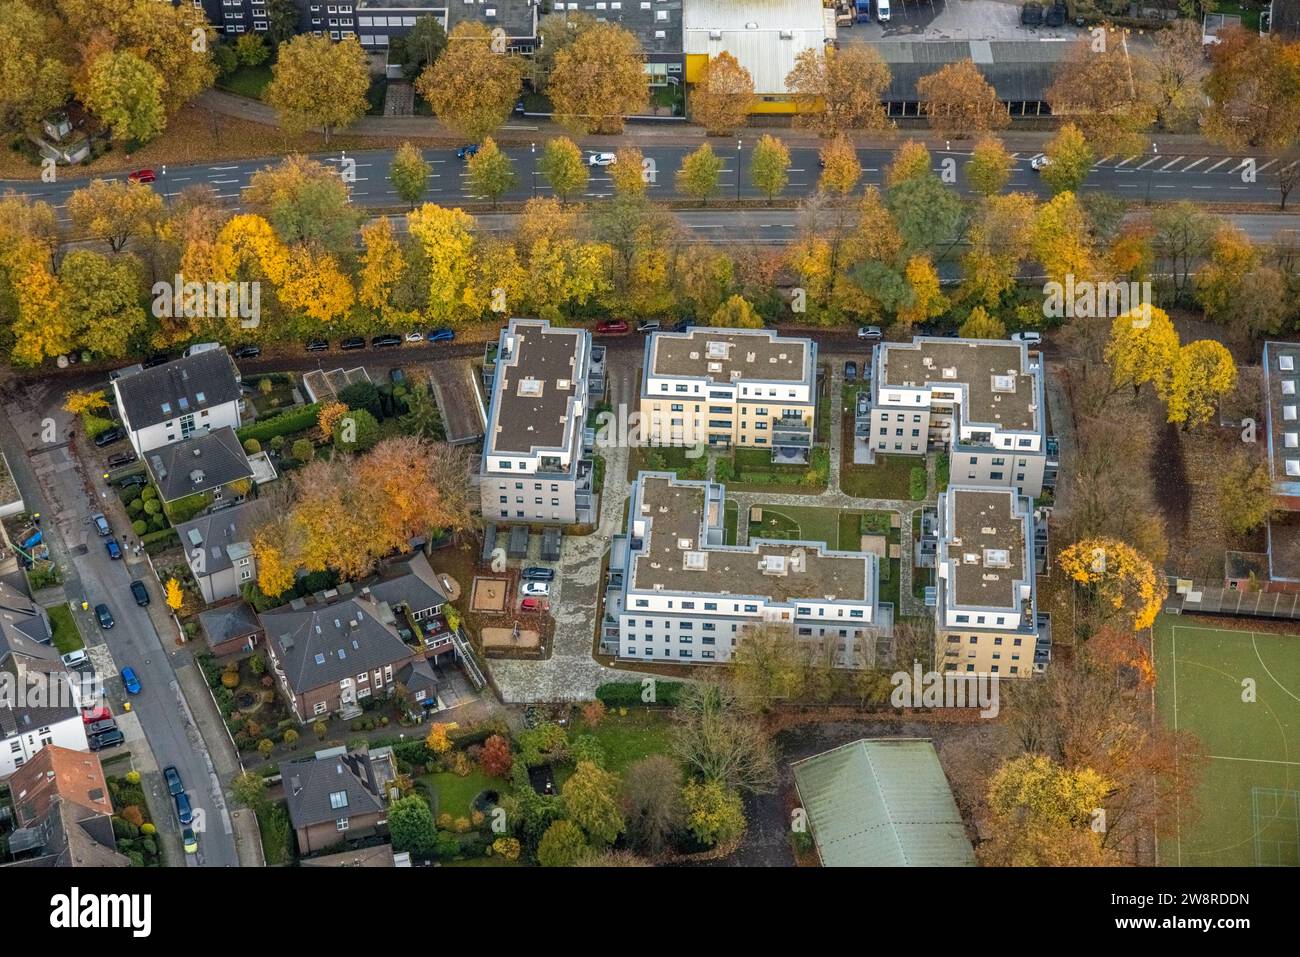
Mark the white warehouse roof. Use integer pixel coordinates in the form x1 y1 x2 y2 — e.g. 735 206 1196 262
683 0 835 95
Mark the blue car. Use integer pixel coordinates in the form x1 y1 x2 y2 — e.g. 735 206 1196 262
455 144 479 160
105 538 122 560
426 328 455 344
174 791 193 826
120 666 141 695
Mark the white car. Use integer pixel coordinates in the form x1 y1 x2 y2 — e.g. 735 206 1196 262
1010 331 1042 344
521 581 550 598
1030 155 1051 171
404 331 424 343
61 649 89 668
588 152 617 167
857 326 882 340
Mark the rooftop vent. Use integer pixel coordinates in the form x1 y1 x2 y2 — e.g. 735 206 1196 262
682 551 708 570
991 374 1016 393
518 378 543 397
983 548 1011 568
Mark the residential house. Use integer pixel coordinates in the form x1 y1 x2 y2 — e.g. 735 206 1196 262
282 745 396 854
146 427 255 506
639 326 817 462
0 579 52 645
934 485 1049 678
480 318 598 525
198 600 264 657
176 499 274 603
111 348 243 456
606 472 889 666
0 627 89 779
867 337 1054 498
3 745 128 867
683 0 834 114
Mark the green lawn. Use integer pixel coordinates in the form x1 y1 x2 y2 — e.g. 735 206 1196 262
421 769 504 820
842 453 915 499
46 604 83 654
723 499 738 546
571 708 675 774
1153 617 1300 866
257 801 293 865
627 444 707 482
217 64 273 100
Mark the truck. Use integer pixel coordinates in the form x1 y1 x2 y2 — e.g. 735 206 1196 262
855 0 871 22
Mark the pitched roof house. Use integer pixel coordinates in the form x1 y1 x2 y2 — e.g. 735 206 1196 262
111 349 243 456
283 746 396 855
2 745 128 867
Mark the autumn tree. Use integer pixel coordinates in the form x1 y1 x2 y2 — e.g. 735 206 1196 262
406 203 483 325
1104 305 1179 398
0 0 70 135
1047 35 1156 157
885 141 964 255
690 51 754 135
730 625 806 709
1031 190 1095 288
709 294 762 329
1162 339 1237 430
1202 27 1300 153
533 10 597 92
417 21 525 141
1057 536 1163 633
82 50 166 143
980 754 1112 866
243 153 362 255
676 144 723 206
749 134 790 204
426 722 456 755
610 146 649 196
537 819 588 867
537 136 588 203
548 22 648 135
958 305 1006 339
682 779 746 847
916 58 1008 138
264 34 369 143
960 191 1035 309
357 218 408 318
164 578 184 611
786 43 890 136
1150 202 1218 304
479 734 513 778
818 135 861 196
390 142 431 209
1194 225 1258 324
512 198 610 319
58 250 146 357
1218 451 1275 537
672 679 777 794
67 180 163 254
562 760 624 846
966 135 1015 197
1040 123 1095 195
897 255 947 332
620 755 684 855
466 137 517 208
1145 18 1206 132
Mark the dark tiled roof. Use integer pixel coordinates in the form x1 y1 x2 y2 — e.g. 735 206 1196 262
147 427 253 503
0 628 79 738
368 552 448 615
177 499 273 579
877 40 1069 104
114 349 241 431
198 600 263 647
283 749 386 831
260 594 414 695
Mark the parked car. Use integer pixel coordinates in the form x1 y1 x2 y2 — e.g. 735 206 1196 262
404 330 425 343
174 792 193 826
389 368 406 386
520 581 551 598
588 152 617 167
372 334 402 348
182 342 220 358
595 320 629 334
120 665 140 694
233 344 261 359
126 168 156 184
82 706 112 725
61 649 89 668
1010 331 1042 344
305 338 330 352
163 766 184 796
876 0 891 20
521 566 555 582
182 826 199 854
93 426 124 447
340 336 366 351
456 144 479 160
521 597 549 613
1044 0 1067 26
636 320 661 333
857 326 882 340
106 450 136 468
95 604 114 630
1030 154 1051 171
88 728 125 751
105 539 122 560
1020 2 1044 25
426 328 455 344
87 719 117 738
129 579 150 607
116 473 148 488
91 513 111 536
844 361 858 383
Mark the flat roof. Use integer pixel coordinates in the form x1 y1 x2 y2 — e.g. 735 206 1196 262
791 738 975 868
648 328 810 384
1262 342 1300 493
941 486 1029 610
486 319 587 457
879 337 1040 432
629 473 873 604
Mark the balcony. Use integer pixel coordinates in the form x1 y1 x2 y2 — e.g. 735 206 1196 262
482 341 502 388
1033 613 1052 673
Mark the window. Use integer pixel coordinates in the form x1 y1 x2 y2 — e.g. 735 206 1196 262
336 817 350 832
313 701 327 715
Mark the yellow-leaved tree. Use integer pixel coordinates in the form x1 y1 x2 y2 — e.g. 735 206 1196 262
1161 339 1238 431
164 578 184 612
1058 536 1163 633
1104 305 1179 398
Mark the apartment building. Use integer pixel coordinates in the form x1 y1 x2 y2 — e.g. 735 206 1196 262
868 336 1052 498
480 318 597 525
640 327 816 462
0 626 89 779
934 485 1050 678
605 472 889 666
1255 342 1300 588
112 348 243 457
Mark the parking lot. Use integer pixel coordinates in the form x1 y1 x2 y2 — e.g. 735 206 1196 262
837 0 1084 42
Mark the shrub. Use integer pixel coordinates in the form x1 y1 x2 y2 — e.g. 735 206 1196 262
581 699 607 727
149 513 167 531
221 669 240 689
909 466 927 501
121 805 144 827
125 770 141 785
237 403 322 444
132 520 148 535
313 720 327 739
479 734 513 778
491 836 521 861
449 751 472 777
257 738 274 757
243 438 262 454
259 378 273 395
141 486 157 501
596 681 684 708
270 434 285 451
290 438 315 463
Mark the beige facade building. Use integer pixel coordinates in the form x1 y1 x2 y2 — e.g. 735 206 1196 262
640 327 816 462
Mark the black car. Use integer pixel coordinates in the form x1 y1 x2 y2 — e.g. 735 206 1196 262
1044 0 1066 26
93 427 124 447
95 603 114 630
129 579 150 607
88 727 125 751
163 765 184 796
106 450 137 468
340 336 366 351
233 344 262 359
87 718 117 738
1021 2 1044 25
372 334 402 348
117 473 148 488
844 361 858 383
142 353 170 368
521 566 556 583
305 338 330 352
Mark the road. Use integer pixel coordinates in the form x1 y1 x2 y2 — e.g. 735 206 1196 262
0 386 240 867
3 144 1293 224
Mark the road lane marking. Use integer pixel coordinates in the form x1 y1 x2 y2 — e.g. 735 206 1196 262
1203 157 1230 173
1158 156 1185 171
1180 157 1207 172
1134 156 1160 170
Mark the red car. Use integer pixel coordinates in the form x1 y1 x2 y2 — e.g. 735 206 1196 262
595 320 629 335
82 705 112 725
521 597 549 613
126 168 156 185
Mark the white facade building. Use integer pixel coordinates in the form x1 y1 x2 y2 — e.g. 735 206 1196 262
112 349 244 456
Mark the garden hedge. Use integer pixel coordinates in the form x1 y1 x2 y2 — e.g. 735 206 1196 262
237 402 322 444
596 680 685 708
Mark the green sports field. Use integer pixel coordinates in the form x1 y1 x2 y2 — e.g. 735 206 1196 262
1153 616 1300 866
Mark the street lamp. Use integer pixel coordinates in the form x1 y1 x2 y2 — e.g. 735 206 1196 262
161 164 168 207
531 142 537 199
736 138 742 201
1144 142 1158 206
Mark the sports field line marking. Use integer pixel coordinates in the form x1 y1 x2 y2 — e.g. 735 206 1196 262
1209 754 1300 767
1252 633 1300 705
1171 624 1180 866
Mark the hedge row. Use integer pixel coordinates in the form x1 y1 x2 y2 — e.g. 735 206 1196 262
596 680 685 708
141 527 179 555
237 402 322 444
